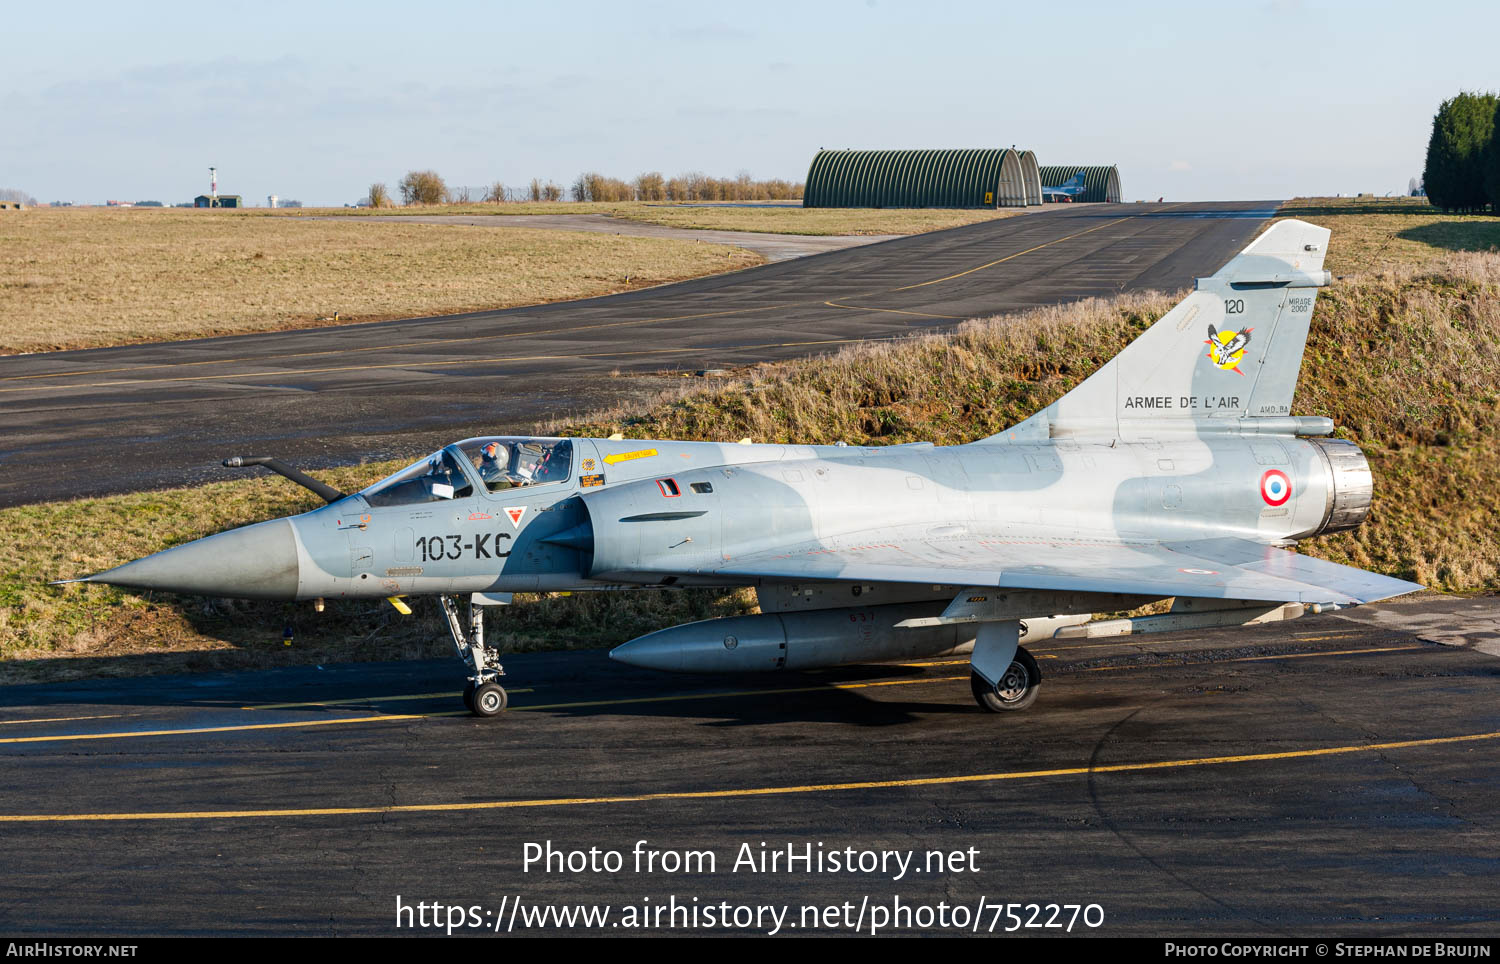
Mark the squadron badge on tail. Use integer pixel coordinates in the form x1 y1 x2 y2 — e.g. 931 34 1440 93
1205 323 1253 374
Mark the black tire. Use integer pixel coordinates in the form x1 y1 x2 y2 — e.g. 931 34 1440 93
971 646 1041 713
462 682 476 713
471 681 508 718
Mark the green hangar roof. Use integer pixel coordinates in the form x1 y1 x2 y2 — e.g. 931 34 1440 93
804 149 1042 208
1038 165 1122 203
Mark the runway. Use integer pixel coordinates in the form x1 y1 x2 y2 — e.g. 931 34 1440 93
1 593 1496 936
0 201 1279 507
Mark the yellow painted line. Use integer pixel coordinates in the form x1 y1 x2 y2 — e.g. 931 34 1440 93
822 301 961 320
243 689 532 711
0 303 804 385
1076 645 1425 673
893 215 1137 291
6 676 969 745
0 713 427 745
24 638 1400 746
0 714 123 727
4 728 1494 822
1032 638 1199 654
890 658 970 668
0 338 870 395
511 675 968 712
1223 645 1425 663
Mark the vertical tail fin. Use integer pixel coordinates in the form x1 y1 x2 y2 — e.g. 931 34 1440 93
984 219 1332 442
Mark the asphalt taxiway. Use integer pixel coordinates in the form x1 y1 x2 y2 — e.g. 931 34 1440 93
0 201 1279 506
1 594 1496 936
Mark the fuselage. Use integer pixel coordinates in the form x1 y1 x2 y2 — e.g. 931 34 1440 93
180 431 1367 604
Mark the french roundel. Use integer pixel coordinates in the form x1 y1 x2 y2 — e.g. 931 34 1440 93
1260 469 1292 507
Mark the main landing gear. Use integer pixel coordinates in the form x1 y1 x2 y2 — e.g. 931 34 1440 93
970 646 1041 713
440 595 508 718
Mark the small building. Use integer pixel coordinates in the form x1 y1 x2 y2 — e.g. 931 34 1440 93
194 194 242 208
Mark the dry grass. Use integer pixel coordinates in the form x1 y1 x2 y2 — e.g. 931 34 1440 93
264 201 1029 236
1280 196 1500 275
0 207 761 353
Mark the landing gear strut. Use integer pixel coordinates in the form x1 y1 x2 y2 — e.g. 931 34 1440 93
971 646 1041 712
440 595 507 718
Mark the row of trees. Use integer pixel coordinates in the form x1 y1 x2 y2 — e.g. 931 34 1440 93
569 171 803 202
1423 92 1500 212
365 170 802 207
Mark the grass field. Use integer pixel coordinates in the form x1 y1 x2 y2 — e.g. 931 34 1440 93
1280 196 1500 275
267 201 1030 236
0 207 761 353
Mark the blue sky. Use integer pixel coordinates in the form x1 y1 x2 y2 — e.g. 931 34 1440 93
3 0 1496 205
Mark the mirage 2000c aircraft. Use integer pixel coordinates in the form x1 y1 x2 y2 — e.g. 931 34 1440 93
70 219 1421 717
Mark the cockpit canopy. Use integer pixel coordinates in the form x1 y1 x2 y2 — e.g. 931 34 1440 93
360 437 575 507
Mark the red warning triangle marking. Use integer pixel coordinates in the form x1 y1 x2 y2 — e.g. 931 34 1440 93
504 506 526 528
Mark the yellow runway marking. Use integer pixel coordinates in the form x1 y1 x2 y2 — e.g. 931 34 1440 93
3 728 1493 823
0 338 872 395
893 215 1139 291
890 658 970 668
0 714 123 727
1075 645 1425 673
244 689 533 711
821 301 960 320
0 713 428 745
1291 632 1365 641
1032 638 1200 654
0 303 801 385
510 675 969 712
3 676 970 745
15 637 1410 746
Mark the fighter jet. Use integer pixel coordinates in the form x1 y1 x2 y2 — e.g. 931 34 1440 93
68 220 1420 717
1041 170 1088 202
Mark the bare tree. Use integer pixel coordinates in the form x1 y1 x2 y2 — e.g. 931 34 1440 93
542 181 563 202
529 178 544 202
485 182 506 203
367 182 390 208
634 171 666 201
398 170 448 205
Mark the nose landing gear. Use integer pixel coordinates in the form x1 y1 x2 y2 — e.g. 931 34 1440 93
440 595 507 718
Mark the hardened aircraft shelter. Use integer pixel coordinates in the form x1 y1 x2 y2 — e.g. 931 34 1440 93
1039 164 1123 203
804 148 1043 208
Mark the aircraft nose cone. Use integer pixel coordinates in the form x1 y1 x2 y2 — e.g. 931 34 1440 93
82 518 300 600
